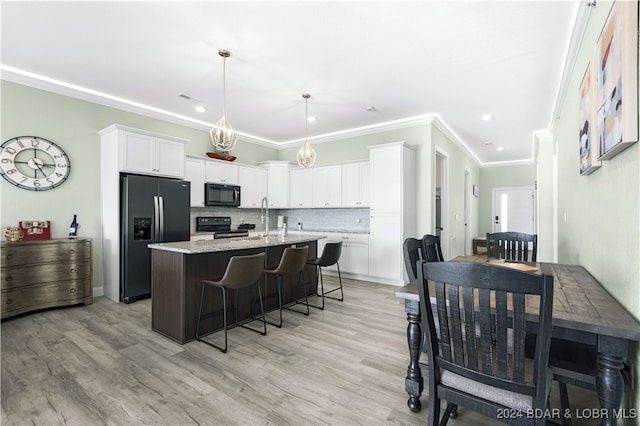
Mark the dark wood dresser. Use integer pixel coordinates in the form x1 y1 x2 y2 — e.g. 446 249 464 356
1 238 93 319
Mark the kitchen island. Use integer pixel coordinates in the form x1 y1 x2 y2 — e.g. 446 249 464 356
148 234 323 344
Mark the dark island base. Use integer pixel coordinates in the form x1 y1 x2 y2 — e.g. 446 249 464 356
151 241 317 344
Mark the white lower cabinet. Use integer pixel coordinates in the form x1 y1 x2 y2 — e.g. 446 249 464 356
369 214 403 282
299 232 369 277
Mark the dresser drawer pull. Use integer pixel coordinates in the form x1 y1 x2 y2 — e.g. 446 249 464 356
5 275 13 282
5 298 12 305
69 288 77 294
6 254 12 260
68 249 76 255
70 268 77 273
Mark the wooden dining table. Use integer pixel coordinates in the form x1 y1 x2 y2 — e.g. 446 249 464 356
395 255 640 426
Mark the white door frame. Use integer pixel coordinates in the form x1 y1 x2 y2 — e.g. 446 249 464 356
434 147 449 259
464 168 471 256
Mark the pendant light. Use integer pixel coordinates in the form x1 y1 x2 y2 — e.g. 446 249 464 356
210 49 237 153
297 93 317 168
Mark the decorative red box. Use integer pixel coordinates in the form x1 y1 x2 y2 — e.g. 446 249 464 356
19 220 51 241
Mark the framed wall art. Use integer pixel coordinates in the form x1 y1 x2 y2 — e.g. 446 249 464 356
596 0 638 161
579 60 600 175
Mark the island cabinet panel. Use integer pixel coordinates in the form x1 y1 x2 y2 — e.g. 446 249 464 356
1 238 93 319
150 241 317 344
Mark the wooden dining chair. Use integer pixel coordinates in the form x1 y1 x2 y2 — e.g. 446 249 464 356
486 232 538 262
403 237 424 281
421 234 445 262
417 261 554 425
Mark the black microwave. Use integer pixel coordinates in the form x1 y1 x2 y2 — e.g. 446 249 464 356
204 183 241 207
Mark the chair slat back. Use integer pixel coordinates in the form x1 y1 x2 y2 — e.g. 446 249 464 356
422 234 445 262
403 237 423 281
417 261 554 407
486 232 538 262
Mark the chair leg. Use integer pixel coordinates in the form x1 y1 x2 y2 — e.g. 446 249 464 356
427 396 441 426
323 262 344 302
440 402 456 426
284 270 310 316
239 282 267 336
265 275 284 328
558 382 572 426
195 283 206 341
196 284 228 353
308 265 325 310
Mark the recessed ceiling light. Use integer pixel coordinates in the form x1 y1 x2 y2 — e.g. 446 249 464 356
194 105 206 113
307 116 317 123
496 146 504 151
482 114 494 121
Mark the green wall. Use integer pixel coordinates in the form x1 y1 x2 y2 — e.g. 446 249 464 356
1 81 479 283
0 81 280 289
478 163 537 236
279 122 481 258
551 0 639 409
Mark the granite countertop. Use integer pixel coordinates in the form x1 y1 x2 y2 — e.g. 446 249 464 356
289 229 370 235
148 233 326 254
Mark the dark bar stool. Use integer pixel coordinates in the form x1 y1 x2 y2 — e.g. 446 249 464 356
306 241 343 310
263 246 309 328
195 252 266 353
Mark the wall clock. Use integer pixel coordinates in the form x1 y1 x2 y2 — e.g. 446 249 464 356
0 136 71 190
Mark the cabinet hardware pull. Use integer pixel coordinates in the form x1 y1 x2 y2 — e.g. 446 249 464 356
70 268 77 273
6 254 12 260
6 299 12 305
69 288 77 293
5 276 13 282
69 249 76 255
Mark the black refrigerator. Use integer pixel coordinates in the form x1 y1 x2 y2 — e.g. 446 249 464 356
120 174 190 303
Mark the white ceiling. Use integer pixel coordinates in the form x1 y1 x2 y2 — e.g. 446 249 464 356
1 1 581 165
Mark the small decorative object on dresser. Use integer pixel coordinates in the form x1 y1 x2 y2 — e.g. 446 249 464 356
4 227 24 242
1 238 93 319
18 220 51 240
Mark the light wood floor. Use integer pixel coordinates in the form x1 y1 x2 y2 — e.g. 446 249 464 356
2 277 599 426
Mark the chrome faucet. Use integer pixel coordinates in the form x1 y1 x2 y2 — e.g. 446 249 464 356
261 196 269 237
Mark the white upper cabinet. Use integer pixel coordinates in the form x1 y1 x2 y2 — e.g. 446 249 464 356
260 161 291 208
184 156 206 207
370 145 403 214
289 168 313 208
119 128 186 178
238 165 267 208
205 160 238 184
313 165 342 208
342 162 370 207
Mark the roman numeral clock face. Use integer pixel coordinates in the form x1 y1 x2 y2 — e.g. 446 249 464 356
0 136 71 190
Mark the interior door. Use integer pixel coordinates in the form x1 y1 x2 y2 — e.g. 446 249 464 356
492 187 535 233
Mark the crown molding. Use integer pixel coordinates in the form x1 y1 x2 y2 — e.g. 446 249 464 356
549 1 591 133
1 65 538 166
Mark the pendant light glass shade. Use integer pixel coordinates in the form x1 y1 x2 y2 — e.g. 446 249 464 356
211 49 237 153
297 93 317 168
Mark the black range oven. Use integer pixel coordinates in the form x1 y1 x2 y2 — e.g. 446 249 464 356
196 216 249 239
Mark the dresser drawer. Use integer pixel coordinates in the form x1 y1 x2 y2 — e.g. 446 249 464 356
1 260 92 290
1 240 91 268
1 279 92 319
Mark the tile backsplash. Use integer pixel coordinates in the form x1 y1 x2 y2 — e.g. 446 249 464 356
190 207 370 234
